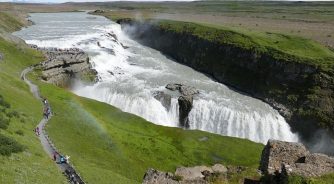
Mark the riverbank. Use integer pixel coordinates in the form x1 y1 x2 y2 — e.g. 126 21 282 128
105 17 334 144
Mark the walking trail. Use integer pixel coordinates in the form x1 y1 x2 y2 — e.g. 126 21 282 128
21 66 85 184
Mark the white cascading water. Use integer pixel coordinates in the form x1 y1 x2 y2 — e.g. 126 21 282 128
14 12 299 144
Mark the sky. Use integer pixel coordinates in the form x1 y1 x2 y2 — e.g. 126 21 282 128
0 0 332 3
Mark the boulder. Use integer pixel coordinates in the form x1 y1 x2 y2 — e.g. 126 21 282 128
175 166 213 181
260 139 309 175
165 83 199 96
143 168 179 184
260 140 334 179
153 91 172 111
166 83 182 91
0 52 3 61
212 164 228 173
178 95 193 128
179 85 199 96
142 164 228 184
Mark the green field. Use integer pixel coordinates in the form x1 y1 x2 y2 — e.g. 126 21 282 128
0 38 66 183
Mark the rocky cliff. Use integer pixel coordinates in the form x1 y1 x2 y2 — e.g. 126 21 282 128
31 45 97 87
260 140 334 183
116 19 334 142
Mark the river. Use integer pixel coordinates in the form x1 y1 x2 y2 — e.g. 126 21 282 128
14 12 298 144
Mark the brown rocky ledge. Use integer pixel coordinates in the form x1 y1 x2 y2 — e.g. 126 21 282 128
260 140 334 182
30 45 97 87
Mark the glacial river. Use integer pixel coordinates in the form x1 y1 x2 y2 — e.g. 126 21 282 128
14 12 299 144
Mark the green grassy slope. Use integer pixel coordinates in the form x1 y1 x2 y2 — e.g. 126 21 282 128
146 19 334 70
27 75 264 183
0 38 66 183
0 12 25 32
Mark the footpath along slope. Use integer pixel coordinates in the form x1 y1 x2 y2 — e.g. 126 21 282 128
21 66 85 184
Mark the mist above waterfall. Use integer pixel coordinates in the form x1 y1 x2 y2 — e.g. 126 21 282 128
14 12 299 144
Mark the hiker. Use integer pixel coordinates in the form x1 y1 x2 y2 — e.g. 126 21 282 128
53 152 57 161
36 127 40 136
60 155 66 164
65 155 70 164
43 98 47 105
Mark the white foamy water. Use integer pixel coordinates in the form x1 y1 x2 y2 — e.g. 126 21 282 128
14 12 299 144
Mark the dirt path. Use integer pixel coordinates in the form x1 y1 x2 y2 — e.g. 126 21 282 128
21 66 85 184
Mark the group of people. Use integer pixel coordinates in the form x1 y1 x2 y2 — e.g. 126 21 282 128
53 151 70 164
43 98 52 119
33 127 40 136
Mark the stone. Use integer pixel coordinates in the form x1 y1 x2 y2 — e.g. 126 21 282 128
260 140 334 179
178 95 193 128
212 164 227 173
179 85 199 96
166 83 182 91
142 168 179 184
175 166 213 181
260 139 309 175
153 91 172 111
0 52 3 61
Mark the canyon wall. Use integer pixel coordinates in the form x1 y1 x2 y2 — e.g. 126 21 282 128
117 19 334 141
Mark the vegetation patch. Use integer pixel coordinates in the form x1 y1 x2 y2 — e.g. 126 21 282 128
0 12 24 32
0 133 25 156
0 36 66 183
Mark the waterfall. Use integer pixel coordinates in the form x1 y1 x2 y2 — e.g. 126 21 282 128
14 12 299 144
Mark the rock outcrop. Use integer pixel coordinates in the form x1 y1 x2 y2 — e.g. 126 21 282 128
260 140 334 181
31 45 97 87
165 83 199 128
178 95 193 128
143 164 227 184
153 91 172 111
143 168 178 184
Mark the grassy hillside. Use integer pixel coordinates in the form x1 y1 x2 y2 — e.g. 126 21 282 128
0 38 66 183
0 12 24 33
27 70 264 183
157 20 334 65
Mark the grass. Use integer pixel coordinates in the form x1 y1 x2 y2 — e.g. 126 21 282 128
0 37 66 183
96 10 334 70
27 69 265 183
0 12 24 32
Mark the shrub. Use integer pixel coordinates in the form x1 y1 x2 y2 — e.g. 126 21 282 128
0 134 25 156
0 95 10 109
0 114 10 130
15 130 24 136
7 110 20 118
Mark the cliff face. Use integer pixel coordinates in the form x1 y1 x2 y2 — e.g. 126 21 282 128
117 19 334 141
31 45 97 88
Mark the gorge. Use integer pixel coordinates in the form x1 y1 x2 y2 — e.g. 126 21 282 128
13 12 299 145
